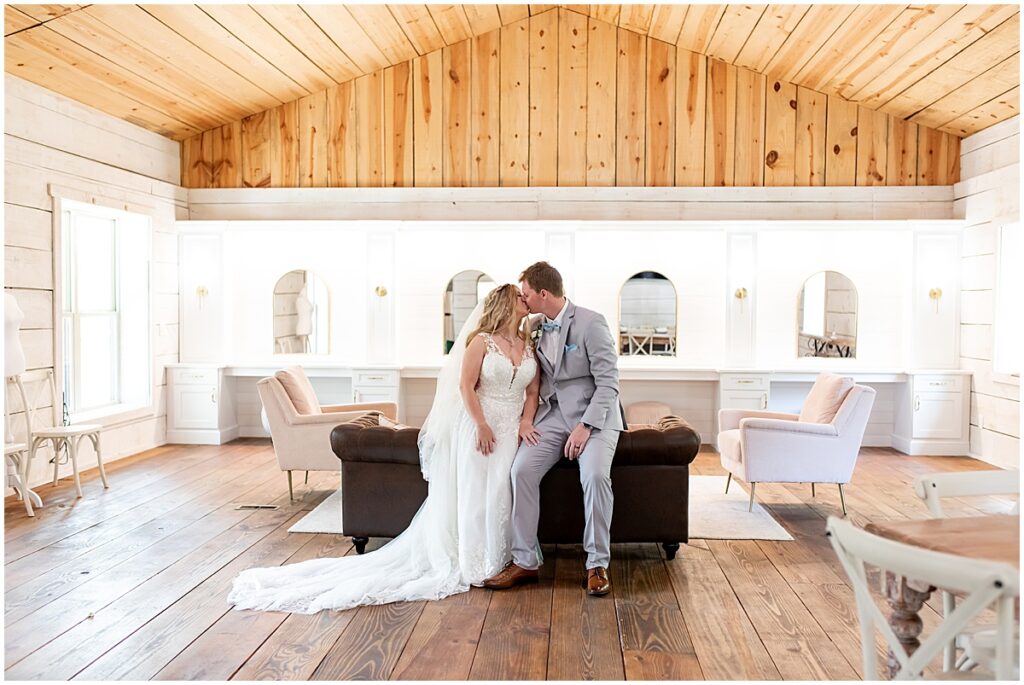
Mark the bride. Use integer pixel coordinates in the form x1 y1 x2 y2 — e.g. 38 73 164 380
227 284 540 613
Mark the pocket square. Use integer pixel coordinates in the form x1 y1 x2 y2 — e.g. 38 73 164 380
564 343 578 353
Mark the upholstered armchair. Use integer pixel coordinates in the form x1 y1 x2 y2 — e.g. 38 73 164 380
258 366 398 500
717 373 876 514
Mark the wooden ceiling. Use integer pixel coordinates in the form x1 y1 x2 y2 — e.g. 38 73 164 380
4 4 1020 141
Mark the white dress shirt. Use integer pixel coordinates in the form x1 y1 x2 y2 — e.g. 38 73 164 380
541 299 570 362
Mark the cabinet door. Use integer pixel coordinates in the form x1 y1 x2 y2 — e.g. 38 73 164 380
721 390 769 411
913 391 963 439
353 388 399 404
174 385 218 429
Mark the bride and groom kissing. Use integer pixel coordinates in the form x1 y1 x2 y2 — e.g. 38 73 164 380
228 261 624 613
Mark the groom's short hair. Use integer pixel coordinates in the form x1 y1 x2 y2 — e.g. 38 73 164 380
519 261 564 297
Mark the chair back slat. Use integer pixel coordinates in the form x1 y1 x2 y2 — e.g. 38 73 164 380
914 470 1020 518
826 516 1019 680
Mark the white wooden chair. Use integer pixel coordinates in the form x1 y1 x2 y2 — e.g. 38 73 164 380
4 377 43 516
913 469 1020 672
826 516 1019 680
20 369 108 499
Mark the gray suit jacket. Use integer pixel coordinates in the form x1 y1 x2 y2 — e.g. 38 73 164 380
531 301 625 432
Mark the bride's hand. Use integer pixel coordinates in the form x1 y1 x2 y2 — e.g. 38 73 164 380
476 423 496 455
518 420 541 447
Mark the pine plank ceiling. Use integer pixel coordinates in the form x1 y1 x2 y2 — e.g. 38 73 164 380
4 4 1020 142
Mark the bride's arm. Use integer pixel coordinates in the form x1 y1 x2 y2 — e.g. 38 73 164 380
460 336 496 455
518 366 542 447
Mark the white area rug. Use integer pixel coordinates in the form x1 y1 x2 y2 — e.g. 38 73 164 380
289 475 792 541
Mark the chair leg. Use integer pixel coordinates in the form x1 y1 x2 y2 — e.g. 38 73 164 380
92 432 109 488
724 472 732 494
287 471 294 501
304 470 309 485
52 438 60 486
811 482 816 498
838 483 847 516
69 438 83 499
748 483 757 512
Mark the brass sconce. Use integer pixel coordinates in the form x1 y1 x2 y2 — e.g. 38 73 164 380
929 287 942 313
195 285 209 309
374 286 388 297
734 287 748 300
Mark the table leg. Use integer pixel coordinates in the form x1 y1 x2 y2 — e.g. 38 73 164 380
884 571 935 678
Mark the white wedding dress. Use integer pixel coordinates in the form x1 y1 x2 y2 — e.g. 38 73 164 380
227 331 536 614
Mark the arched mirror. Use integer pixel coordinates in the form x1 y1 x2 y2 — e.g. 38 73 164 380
618 271 677 356
798 271 857 358
273 270 329 354
443 270 496 353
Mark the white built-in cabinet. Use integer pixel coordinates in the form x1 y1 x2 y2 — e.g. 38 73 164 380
352 369 400 405
893 372 971 455
718 372 771 412
167 365 237 445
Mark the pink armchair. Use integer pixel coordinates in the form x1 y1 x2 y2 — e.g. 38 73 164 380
258 367 398 500
717 374 876 514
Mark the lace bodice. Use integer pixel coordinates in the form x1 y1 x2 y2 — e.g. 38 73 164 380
476 333 537 405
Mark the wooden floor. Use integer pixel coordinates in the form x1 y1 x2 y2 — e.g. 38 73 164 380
3 439 1015 681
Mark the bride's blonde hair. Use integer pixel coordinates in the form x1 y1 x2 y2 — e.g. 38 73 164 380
466 284 529 348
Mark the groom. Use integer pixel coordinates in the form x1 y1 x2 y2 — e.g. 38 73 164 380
483 261 624 596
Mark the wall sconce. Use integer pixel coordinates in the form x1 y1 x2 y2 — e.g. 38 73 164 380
734 287 748 300
195 285 209 310
374 286 388 297
929 287 942 313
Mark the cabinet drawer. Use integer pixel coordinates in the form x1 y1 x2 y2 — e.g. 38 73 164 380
354 388 400 404
720 374 770 391
353 370 399 387
171 368 219 386
914 375 964 394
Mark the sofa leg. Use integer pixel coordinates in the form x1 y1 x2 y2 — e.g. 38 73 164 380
352 536 368 554
662 542 680 560
724 472 732 494
838 483 847 516
304 470 309 484
287 471 294 501
748 482 757 512
811 482 816 498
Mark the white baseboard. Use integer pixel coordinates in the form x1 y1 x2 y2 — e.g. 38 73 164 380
892 433 969 456
238 427 270 438
166 426 239 445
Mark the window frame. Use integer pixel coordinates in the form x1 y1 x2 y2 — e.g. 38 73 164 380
54 196 155 425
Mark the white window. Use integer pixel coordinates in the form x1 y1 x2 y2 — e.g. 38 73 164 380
60 200 152 419
993 222 1021 381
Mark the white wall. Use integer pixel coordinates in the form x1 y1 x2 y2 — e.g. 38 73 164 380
4 75 185 488
955 116 1020 469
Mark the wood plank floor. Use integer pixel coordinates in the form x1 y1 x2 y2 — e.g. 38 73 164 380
4 439 1016 680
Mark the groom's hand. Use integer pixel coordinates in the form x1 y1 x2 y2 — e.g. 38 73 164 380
564 424 592 460
518 420 541 447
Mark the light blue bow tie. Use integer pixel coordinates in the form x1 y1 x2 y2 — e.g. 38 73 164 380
541 321 561 332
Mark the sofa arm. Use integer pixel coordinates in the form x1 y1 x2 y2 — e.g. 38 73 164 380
740 417 838 437
323 401 398 421
288 409 379 427
611 416 701 467
331 422 422 466
719 409 799 432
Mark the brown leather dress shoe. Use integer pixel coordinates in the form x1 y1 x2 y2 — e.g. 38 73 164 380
482 561 539 590
584 567 611 596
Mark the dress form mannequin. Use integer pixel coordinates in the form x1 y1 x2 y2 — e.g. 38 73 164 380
295 284 313 353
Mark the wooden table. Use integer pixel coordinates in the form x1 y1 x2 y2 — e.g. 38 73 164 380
865 515 1020 678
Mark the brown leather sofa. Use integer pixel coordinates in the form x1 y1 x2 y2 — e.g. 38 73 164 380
329 416 701 559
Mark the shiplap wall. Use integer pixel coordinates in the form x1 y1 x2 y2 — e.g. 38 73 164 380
955 115 1020 469
180 8 961 190
4 75 185 489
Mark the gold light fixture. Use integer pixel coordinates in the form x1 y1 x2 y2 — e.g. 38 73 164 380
374 286 388 297
734 287 748 300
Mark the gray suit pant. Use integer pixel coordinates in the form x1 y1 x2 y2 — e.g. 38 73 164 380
510 406 619 570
